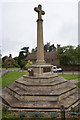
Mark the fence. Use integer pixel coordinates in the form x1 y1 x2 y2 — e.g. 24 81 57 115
2 104 80 120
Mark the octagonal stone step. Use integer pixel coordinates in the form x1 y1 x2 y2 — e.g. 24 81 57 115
23 75 62 84
15 78 67 92
7 82 77 102
2 88 79 111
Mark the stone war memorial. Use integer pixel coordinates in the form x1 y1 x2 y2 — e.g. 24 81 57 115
1 4 80 112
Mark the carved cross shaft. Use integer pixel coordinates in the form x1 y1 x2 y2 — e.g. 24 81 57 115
34 4 45 20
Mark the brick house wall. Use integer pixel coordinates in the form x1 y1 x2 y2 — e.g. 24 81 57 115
26 51 60 66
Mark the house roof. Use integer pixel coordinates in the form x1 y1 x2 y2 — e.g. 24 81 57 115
26 51 59 60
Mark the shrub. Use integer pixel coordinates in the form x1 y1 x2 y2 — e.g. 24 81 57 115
25 60 32 69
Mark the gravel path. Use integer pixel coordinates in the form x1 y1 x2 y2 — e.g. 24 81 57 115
0 69 28 77
69 78 80 84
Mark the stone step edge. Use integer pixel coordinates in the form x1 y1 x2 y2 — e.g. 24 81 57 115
7 86 58 96
9 108 60 112
65 98 80 110
53 86 77 95
1 89 19 107
15 80 67 86
2 89 80 110
7 85 77 96
23 75 59 79
2 95 79 110
8 98 80 112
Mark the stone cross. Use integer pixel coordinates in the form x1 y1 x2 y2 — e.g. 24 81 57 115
34 4 45 64
34 4 45 20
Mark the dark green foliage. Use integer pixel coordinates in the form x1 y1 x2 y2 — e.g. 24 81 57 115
49 44 56 52
44 42 50 52
13 57 19 67
2 106 9 113
18 51 25 69
17 47 30 69
44 42 56 52
31 48 35 53
13 56 18 61
2 56 8 62
0 58 2 67
2 56 8 67
60 54 71 65
2 113 20 120
59 45 80 65
31 47 37 53
75 82 80 87
19 60 25 69
21 47 29 56
13 62 20 68
2 106 20 120
70 107 79 113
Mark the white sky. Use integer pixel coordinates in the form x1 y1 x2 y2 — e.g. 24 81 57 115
0 0 78 57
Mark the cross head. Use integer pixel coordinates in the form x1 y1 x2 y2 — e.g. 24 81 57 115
34 4 45 20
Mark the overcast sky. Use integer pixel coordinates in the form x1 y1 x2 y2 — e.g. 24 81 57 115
0 0 78 57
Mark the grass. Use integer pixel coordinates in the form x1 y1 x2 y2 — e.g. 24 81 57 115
2 68 20 69
0 71 27 88
58 74 80 87
75 82 80 87
58 74 80 80
2 111 20 120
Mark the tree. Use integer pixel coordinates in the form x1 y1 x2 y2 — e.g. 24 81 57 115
44 42 56 52
2 56 8 67
31 48 35 53
0 58 2 67
2 56 8 62
59 45 79 65
75 45 80 65
31 47 37 53
44 42 50 52
49 44 56 52
18 51 25 68
14 56 18 61
19 60 25 69
13 57 20 68
60 54 72 65
21 47 29 56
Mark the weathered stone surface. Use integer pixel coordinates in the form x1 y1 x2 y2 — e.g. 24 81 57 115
29 5 54 76
1 75 80 111
2 86 79 111
6 79 77 102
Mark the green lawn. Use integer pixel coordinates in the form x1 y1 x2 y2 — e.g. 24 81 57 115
75 82 80 87
2 68 20 69
0 71 27 88
58 74 80 80
58 74 80 87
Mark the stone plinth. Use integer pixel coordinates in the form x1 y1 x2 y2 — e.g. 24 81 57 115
29 64 54 76
2 75 80 111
